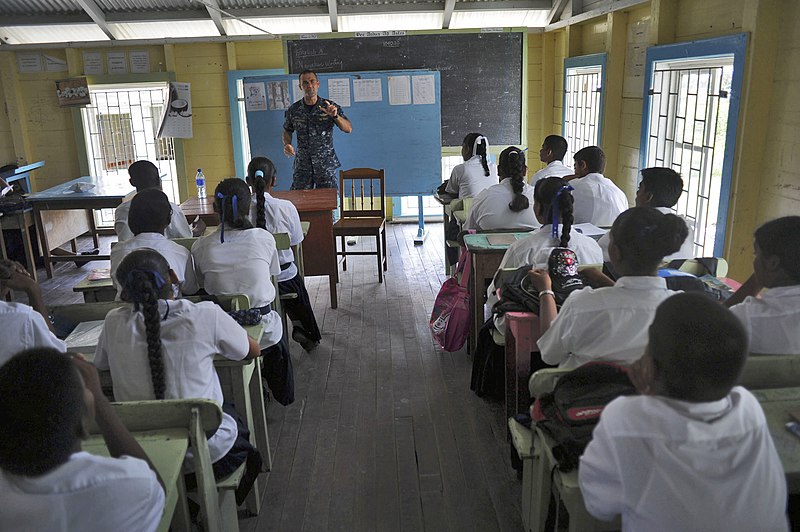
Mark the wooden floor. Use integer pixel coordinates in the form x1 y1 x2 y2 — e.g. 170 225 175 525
31 222 524 532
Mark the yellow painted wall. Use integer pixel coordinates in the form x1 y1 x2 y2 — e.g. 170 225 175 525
0 73 15 166
580 19 609 54
675 0 744 41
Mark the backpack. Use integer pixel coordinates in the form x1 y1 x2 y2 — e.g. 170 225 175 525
531 362 637 472
430 247 471 352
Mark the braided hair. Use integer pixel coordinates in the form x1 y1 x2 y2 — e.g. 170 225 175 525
246 156 278 230
116 249 173 400
462 132 490 177
534 177 575 248
499 146 529 212
610 206 689 273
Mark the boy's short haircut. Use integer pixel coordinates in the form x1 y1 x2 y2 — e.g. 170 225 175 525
128 188 172 235
128 161 161 190
754 216 800 283
543 135 568 161
648 293 747 402
639 167 684 207
574 146 606 174
0 348 84 476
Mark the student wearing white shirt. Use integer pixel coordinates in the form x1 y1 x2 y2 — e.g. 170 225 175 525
529 135 573 183
95 249 263 505
0 349 165 532
580 293 788 532
465 146 540 231
110 189 198 299
247 156 321 352
598 167 695 261
444 133 499 198
726 216 800 355
569 146 629 227
0 259 65 366
530 207 687 368
114 160 195 242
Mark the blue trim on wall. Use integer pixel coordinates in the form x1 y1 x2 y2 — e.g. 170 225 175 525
562 53 607 146
638 33 748 257
226 69 284 178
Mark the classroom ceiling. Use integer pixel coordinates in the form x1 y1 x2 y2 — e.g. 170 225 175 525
0 0 572 44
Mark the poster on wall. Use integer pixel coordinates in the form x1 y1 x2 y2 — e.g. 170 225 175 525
157 82 193 139
107 51 128 74
83 51 103 75
244 82 268 111
17 53 43 73
55 78 91 107
44 55 68 72
129 50 150 73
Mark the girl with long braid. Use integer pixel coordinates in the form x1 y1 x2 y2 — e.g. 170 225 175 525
246 156 321 352
444 133 498 198
93 249 263 503
465 146 539 231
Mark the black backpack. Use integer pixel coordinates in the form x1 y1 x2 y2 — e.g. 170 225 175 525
531 362 637 472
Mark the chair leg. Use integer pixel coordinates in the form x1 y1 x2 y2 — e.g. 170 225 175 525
381 228 388 271
376 233 383 283
340 236 347 271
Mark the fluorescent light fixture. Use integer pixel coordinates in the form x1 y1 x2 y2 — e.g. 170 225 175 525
223 16 331 36
0 24 110 44
449 9 550 29
338 12 443 32
108 20 220 40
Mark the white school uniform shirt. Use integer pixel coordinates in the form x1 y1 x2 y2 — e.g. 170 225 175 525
114 195 192 242
537 276 677 368
109 232 198 298
570 172 629 227
94 299 250 463
465 178 540 231
249 192 304 282
729 285 800 355
597 207 695 262
529 160 573 183
444 155 499 198
0 301 65 366
579 388 788 532
0 452 164 532
191 226 282 348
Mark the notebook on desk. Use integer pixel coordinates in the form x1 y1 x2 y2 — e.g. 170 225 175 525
64 320 104 357
486 234 520 246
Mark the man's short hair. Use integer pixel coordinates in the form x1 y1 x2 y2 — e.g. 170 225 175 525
128 160 161 191
543 135 568 161
649 293 748 402
754 216 800 283
128 188 172 235
298 69 318 81
640 167 684 208
573 146 606 173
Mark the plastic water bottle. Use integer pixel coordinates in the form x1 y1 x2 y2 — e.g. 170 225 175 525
195 168 206 199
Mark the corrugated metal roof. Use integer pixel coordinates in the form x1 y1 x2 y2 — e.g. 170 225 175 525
0 0 83 16
0 23 110 44
95 0 197 12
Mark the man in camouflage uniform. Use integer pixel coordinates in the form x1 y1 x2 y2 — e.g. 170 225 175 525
282 70 353 190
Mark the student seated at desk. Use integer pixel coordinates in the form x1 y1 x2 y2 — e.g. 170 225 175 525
191 179 294 405
569 146 629 227
247 156 321 352
529 135 573 183
115 160 195 242
598 167 694 262
95 249 263 505
443 133 498 198
110 189 198 299
531 207 686 368
465 146 539 231
0 259 64 366
0 348 165 531
580 293 788 532
725 216 800 355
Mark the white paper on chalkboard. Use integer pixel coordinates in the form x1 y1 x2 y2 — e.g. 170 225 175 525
129 50 150 73
353 78 382 102
412 75 435 105
107 52 128 74
244 82 268 111
83 51 103 75
17 53 43 73
388 75 411 105
327 78 351 107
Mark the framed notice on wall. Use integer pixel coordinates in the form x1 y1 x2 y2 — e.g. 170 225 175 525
55 78 91 107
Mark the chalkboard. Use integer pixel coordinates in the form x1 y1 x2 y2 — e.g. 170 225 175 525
287 32 523 147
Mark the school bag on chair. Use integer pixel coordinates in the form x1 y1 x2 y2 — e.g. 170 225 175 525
531 361 637 472
430 246 471 352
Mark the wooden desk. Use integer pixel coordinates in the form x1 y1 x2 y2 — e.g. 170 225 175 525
181 188 339 308
83 430 191 532
463 232 531 354
0 206 38 279
26 176 135 279
753 387 800 493
505 311 540 422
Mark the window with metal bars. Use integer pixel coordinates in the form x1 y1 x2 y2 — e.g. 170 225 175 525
563 54 606 162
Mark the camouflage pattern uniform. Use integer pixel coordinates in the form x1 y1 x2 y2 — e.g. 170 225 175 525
283 98 347 190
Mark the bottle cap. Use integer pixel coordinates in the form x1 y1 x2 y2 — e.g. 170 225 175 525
197 168 202 172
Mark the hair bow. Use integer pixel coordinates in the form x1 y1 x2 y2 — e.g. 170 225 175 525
551 184 575 239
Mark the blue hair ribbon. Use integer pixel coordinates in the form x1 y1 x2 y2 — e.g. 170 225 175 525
255 170 264 179
551 184 575 239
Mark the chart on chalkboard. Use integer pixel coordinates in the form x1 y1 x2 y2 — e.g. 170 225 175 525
287 33 523 147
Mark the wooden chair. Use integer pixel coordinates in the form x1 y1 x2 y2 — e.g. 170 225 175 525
333 168 388 283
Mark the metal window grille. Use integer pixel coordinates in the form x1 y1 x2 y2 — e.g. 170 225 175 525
80 84 179 226
645 58 733 257
563 66 602 161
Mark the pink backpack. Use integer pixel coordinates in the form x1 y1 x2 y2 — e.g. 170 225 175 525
430 248 471 352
